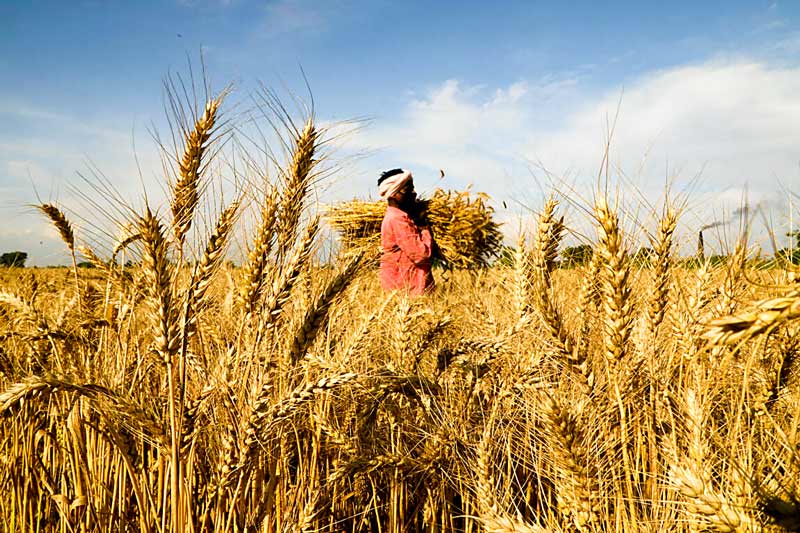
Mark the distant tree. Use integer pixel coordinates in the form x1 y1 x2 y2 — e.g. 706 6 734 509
0 251 27 267
778 230 800 266
77 261 96 268
708 254 728 266
562 244 592 267
789 230 800 248
494 245 516 267
679 256 702 269
633 247 655 266
777 247 800 266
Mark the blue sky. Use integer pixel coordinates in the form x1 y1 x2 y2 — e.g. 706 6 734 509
2 1 800 264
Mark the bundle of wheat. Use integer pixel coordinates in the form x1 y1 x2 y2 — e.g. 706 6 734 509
326 188 503 269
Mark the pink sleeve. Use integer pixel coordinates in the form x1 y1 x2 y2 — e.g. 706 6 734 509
390 215 432 265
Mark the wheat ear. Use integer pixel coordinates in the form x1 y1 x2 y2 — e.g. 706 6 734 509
139 206 184 528
671 465 758 533
138 208 179 363
702 289 800 346
275 117 317 260
672 259 713 359
475 396 547 532
232 372 358 482
78 246 128 285
190 200 239 310
647 207 678 335
172 96 221 249
37 203 74 252
0 290 41 323
668 388 758 532
112 231 142 261
481 515 554 533
443 316 531 371
37 203 81 307
716 240 748 317
475 419 499 513
532 198 564 290
390 297 415 371
338 294 394 362
594 198 639 507
540 394 599 529
532 199 577 361
572 250 599 372
0 375 165 445
292 495 319 533
594 196 633 364
256 216 320 328
180 383 215 456
512 235 533 317
241 186 280 317
287 251 363 364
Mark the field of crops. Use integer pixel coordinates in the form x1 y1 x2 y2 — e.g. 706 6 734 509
1 93 799 533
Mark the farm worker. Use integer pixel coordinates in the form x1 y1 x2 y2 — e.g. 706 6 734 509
378 168 436 295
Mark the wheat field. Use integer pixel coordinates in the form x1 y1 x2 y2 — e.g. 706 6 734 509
1 92 799 533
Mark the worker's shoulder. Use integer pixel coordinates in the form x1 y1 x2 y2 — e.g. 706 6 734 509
383 205 412 225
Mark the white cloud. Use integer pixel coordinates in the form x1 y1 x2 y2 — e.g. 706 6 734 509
341 59 800 251
531 61 800 179
0 104 169 265
339 78 547 193
5 58 800 263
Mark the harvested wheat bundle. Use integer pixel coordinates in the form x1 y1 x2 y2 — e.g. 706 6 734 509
327 188 503 269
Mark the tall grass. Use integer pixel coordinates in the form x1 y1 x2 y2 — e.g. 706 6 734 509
1 90 800 533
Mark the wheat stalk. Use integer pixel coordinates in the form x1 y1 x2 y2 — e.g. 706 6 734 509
138 206 183 531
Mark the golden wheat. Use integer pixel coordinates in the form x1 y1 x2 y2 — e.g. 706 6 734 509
4 80 800 533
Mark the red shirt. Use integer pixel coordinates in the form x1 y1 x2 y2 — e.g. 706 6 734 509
380 205 435 295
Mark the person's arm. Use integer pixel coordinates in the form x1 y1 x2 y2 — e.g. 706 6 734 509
391 214 432 265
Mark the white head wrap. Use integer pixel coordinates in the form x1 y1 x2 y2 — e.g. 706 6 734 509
378 169 412 200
